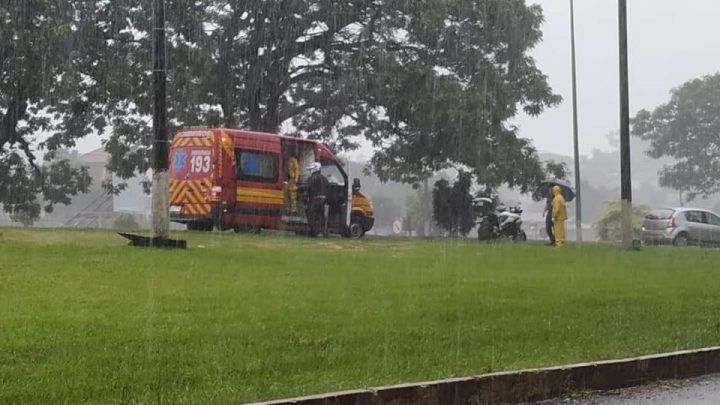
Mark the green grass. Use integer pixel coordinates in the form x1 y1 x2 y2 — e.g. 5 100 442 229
1 228 720 404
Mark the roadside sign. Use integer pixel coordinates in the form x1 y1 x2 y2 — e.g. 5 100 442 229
393 219 403 235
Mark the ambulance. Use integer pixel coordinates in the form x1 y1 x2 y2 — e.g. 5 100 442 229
168 128 374 237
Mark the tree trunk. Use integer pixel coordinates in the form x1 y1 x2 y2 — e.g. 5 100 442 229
247 81 263 131
423 179 431 237
221 100 236 128
261 103 280 133
0 95 28 149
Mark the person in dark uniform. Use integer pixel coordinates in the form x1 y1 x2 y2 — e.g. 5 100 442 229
305 162 329 236
543 186 555 246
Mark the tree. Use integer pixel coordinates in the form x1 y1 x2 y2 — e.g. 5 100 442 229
530 162 570 201
405 187 436 237
113 213 141 230
366 1 562 189
93 0 561 195
5 1 562 206
101 0 391 188
432 171 476 237
9 206 39 227
1 1 97 219
632 73 720 200
579 180 611 225
594 200 650 242
370 194 402 231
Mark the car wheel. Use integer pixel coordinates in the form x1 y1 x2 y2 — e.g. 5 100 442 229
348 219 365 238
344 217 364 238
673 233 689 247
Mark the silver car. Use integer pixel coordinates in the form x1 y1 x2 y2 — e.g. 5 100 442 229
642 207 720 247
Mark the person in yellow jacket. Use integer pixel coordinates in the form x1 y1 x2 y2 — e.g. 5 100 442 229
552 185 568 247
287 155 300 214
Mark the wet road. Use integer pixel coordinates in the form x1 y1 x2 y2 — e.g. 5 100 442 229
535 374 720 404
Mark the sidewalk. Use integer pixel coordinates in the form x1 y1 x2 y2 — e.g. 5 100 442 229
535 373 720 404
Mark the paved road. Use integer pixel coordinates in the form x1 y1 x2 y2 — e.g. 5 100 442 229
535 374 720 404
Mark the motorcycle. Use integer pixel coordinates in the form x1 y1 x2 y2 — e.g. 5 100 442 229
475 198 527 241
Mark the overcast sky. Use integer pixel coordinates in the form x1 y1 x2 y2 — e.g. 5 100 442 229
515 0 720 156
74 1 720 160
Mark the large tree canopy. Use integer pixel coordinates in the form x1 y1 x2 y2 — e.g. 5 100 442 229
100 0 563 192
2 0 562 216
0 0 94 218
632 73 720 200
364 1 561 188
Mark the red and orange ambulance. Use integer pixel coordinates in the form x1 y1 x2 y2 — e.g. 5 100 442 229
168 128 374 237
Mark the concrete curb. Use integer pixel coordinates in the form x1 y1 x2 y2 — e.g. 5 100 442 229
247 346 720 404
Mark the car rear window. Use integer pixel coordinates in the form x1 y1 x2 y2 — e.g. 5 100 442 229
645 209 674 220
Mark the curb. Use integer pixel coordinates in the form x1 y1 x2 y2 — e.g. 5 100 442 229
247 346 720 404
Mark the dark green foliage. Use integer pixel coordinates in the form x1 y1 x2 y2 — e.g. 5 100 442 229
633 73 720 200
2 0 561 214
95 0 564 193
404 185 437 237
432 171 476 236
594 200 650 242
0 153 91 222
530 161 569 201
9 204 40 227
366 1 562 188
113 212 141 230
0 1 95 220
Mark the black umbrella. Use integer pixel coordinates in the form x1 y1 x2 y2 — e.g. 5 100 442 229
540 178 575 202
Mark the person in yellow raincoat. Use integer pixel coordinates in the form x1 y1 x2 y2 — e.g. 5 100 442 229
552 185 568 247
287 155 300 214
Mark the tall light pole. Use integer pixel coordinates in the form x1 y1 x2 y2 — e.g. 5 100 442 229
152 0 169 239
618 0 634 249
570 0 582 242
121 0 184 248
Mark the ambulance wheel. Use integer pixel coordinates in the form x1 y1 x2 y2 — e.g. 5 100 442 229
188 221 212 232
234 224 261 234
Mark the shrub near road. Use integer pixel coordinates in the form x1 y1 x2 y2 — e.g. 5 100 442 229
1 228 720 404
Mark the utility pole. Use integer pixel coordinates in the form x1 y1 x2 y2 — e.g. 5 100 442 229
423 178 430 238
119 0 184 247
570 0 582 242
151 0 169 239
618 0 633 249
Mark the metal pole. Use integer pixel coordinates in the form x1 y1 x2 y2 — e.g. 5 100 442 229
570 0 582 242
618 0 633 249
151 0 169 238
423 178 430 238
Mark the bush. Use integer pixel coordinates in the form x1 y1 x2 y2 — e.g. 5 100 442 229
8 202 41 227
113 213 140 230
594 200 650 241
432 171 475 237
9 208 38 227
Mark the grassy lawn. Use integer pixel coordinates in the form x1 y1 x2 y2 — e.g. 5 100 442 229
1 228 720 404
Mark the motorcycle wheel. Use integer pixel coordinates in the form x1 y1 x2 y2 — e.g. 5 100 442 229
477 223 493 241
